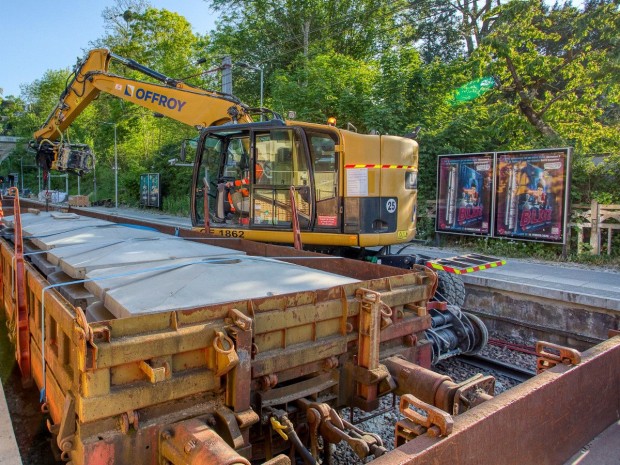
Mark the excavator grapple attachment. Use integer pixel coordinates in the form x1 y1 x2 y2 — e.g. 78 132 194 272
33 140 94 174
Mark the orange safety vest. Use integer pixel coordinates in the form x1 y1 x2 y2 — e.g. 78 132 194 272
227 163 263 212
227 179 249 213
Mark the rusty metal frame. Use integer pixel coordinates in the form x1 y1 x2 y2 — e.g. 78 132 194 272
8 188 32 387
374 335 620 465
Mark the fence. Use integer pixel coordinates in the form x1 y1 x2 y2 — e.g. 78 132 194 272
569 201 620 255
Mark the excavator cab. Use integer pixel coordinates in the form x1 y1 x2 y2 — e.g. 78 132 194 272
191 120 420 249
192 121 342 239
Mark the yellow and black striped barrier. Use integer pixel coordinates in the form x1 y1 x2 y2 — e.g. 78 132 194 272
426 254 506 275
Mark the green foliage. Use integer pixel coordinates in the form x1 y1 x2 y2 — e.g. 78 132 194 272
4 0 619 262
472 0 620 153
162 195 191 217
271 51 377 128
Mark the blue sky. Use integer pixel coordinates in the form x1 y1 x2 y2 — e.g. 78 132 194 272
0 1 219 98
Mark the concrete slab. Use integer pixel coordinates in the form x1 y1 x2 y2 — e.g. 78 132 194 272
84 256 359 318
49 237 245 279
28 224 163 250
83 206 194 229
2 212 63 229
14 213 110 239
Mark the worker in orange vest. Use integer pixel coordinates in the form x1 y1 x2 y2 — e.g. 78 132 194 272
225 163 264 213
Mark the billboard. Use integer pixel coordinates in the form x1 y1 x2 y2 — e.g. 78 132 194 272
494 148 571 243
436 153 494 235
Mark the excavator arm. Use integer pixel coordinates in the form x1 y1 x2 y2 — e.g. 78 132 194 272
33 48 255 173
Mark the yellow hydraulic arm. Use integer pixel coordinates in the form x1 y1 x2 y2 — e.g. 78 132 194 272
33 48 254 173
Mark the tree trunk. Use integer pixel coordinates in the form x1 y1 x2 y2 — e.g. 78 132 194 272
302 20 310 58
505 55 559 138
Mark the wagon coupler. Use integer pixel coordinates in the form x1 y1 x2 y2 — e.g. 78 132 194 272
305 402 386 460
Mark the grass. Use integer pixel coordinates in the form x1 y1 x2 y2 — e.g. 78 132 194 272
162 195 191 217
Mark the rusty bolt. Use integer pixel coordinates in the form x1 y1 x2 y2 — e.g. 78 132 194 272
184 439 197 454
324 356 339 370
119 414 129 434
260 376 270 390
403 335 417 347
130 411 140 430
205 415 217 427
260 373 278 390
161 430 172 440
60 440 73 452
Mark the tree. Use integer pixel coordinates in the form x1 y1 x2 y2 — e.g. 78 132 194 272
472 0 619 153
400 0 501 63
271 51 377 129
0 96 27 136
204 0 402 109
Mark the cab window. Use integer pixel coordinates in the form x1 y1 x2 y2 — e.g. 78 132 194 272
252 129 311 227
308 132 340 228
223 137 250 179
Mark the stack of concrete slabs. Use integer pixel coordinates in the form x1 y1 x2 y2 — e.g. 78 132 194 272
48 237 246 279
2 212 95 231
27 222 163 251
10 212 111 238
84 256 359 319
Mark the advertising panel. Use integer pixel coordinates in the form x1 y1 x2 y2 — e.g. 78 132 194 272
436 153 494 235
139 174 149 207
494 148 570 243
140 173 161 208
148 173 160 208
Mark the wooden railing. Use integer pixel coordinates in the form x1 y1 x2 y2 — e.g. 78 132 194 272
419 200 619 256
569 201 620 255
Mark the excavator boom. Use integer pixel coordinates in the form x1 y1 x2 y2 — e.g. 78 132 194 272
33 48 255 173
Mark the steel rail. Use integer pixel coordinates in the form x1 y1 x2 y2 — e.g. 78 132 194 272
487 338 538 356
457 354 536 383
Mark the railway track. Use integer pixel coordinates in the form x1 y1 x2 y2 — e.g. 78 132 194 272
457 353 536 383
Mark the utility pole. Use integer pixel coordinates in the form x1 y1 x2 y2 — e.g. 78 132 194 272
113 123 118 208
222 56 233 95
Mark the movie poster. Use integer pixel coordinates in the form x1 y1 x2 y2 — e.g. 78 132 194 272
436 153 494 235
494 148 570 243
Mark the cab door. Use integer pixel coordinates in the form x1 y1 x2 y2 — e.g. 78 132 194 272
251 128 312 229
306 131 340 231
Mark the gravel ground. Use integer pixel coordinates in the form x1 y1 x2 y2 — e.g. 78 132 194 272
331 331 538 464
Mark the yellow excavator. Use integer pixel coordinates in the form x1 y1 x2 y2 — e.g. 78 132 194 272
33 48 419 259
